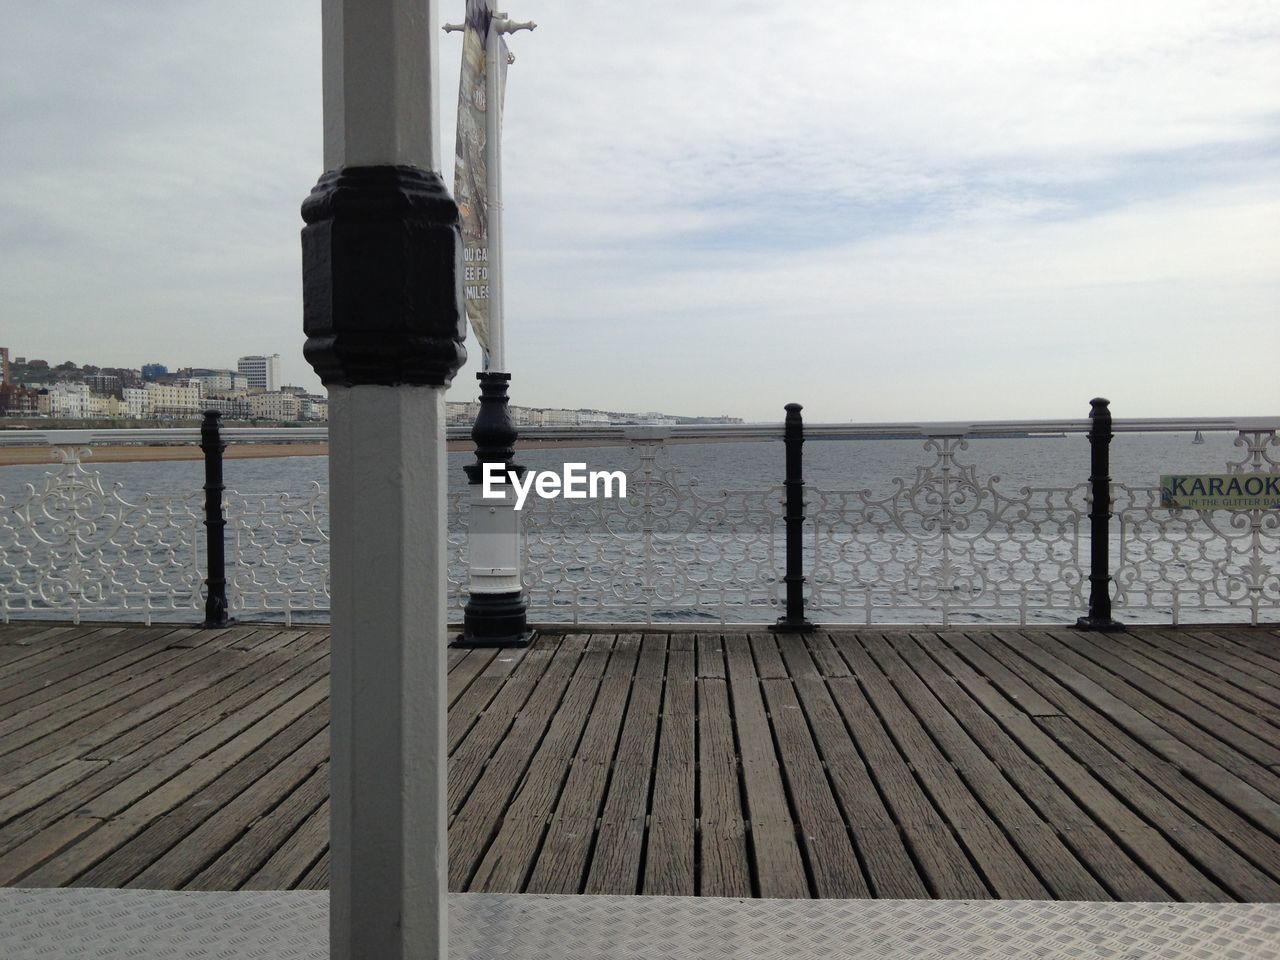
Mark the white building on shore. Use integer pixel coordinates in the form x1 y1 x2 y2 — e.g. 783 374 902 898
237 354 281 392
250 390 300 421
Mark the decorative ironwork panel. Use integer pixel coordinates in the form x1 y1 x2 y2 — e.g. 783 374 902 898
516 442 784 623
0 448 203 624
225 484 330 625
1113 430 1280 624
5 429 1277 628
809 437 1088 625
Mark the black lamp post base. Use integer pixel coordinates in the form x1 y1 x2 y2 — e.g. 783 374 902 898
770 618 815 634
1072 616 1126 633
455 591 536 647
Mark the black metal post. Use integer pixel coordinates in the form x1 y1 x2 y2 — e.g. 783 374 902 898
200 409 231 628
457 371 535 647
1075 397 1124 632
772 402 813 633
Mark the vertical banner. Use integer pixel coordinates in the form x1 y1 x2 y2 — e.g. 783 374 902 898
453 0 508 364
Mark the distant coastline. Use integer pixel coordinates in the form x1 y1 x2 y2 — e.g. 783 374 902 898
0 435 746 467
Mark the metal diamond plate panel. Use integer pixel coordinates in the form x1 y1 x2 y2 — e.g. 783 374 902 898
0 889 1277 959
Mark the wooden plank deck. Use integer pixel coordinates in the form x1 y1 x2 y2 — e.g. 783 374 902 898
1 621 1279 900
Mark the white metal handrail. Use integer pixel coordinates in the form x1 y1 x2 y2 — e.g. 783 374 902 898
2 414 1278 448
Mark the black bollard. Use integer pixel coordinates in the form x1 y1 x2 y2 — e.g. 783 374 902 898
772 403 814 633
1074 398 1124 632
200 410 231 628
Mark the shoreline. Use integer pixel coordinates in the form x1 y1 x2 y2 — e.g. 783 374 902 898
0 437 693 466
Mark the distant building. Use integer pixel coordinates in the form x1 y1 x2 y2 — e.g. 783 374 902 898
122 387 151 418
238 354 281 392
203 396 254 420
298 395 328 421
191 370 248 396
45 382 91 418
0 383 38 416
145 381 201 416
446 400 480 425
141 363 168 380
250 391 300 422
512 406 542 427
0 347 9 386
84 373 121 397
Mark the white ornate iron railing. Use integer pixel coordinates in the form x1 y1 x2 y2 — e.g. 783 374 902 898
0 445 205 622
807 436 1089 625
1111 429 1280 624
1 416 1277 625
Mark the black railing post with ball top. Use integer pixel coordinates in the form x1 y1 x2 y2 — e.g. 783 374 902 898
772 402 814 633
200 409 231 628
1074 397 1124 632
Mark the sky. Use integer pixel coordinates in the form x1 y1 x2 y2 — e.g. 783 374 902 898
1 0 1277 423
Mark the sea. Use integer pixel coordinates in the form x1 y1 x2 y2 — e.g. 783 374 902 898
0 430 1246 499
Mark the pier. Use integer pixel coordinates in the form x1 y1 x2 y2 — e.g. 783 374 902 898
3 621 1279 902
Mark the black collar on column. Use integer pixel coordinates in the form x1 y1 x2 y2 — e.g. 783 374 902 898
301 165 467 387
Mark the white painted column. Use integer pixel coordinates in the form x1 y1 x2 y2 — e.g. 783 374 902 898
322 0 440 169
312 1 457 958
327 388 448 959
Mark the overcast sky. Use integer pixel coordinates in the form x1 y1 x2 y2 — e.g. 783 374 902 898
2 1 1277 422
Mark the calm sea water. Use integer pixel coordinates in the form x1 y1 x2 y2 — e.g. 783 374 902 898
0 430 1246 499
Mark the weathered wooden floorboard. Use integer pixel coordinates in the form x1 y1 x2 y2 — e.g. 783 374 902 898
725 633 809 899
584 635 665 896
448 634 592 888
16 688 328 887
0 635 293 785
446 647 499 707
0 625 194 711
974 632 1280 901
761 677 869 898
241 796 329 891
785 654 928 899
188 761 329 891
526 636 639 895
0 648 331 864
948 632 1232 901
904 632 1167 901
466 636 614 893
643 637 696 895
695 675 752 897
1052 631 1280 766
0 625 126 672
1130 628 1280 713
447 640 560 808
840 634 1049 900
124 726 329 890
822 664 989 898
1015 630 1280 814
695 632 726 679
1 622 1278 901
873 634 1108 900
1209 627 1280 666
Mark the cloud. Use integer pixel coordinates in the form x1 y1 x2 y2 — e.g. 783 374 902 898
1 0 1277 420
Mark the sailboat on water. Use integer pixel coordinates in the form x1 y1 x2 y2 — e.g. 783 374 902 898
1192 430 1205 444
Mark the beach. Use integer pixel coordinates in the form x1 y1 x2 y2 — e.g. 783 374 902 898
0 436 655 466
